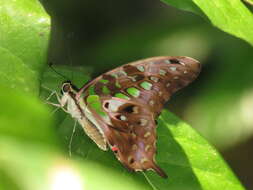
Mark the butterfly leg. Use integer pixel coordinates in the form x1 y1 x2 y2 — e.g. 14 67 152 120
45 90 69 113
68 120 77 157
40 85 63 108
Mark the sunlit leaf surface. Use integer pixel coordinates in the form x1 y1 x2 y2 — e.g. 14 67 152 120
162 0 253 46
0 0 50 94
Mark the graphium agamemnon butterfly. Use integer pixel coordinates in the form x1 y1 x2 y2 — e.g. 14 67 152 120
50 56 201 178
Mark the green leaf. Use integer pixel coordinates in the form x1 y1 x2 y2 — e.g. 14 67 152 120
0 0 50 95
161 0 253 46
160 0 205 17
0 0 53 144
0 84 57 145
143 110 245 190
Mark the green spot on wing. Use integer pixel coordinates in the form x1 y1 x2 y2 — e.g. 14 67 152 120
126 87 140 97
88 85 95 95
100 79 109 84
115 93 130 100
87 95 107 117
102 86 110 94
140 81 152 90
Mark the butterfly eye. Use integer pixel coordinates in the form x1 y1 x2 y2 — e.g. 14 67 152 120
62 83 71 93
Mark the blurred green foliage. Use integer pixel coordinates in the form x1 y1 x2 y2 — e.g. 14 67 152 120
1 0 253 189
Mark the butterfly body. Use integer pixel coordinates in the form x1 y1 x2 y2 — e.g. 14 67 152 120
59 82 108 150
57 56 201 178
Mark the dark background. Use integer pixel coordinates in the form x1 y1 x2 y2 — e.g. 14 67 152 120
40 0 253 188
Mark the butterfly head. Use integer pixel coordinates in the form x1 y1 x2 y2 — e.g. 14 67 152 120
61 81 78 95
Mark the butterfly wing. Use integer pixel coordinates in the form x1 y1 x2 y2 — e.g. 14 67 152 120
77 56 201 177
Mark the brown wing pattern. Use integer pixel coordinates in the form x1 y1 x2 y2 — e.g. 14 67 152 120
78 56 201 178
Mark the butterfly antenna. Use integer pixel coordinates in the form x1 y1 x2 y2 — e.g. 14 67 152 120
69 120 77 157
49 62 70 81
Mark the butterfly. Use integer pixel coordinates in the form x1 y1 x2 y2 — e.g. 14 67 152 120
49 56 201 178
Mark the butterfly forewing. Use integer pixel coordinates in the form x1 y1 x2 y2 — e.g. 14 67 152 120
77 56 201 178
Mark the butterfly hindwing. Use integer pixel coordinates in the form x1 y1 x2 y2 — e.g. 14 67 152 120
77 56 201 177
